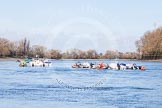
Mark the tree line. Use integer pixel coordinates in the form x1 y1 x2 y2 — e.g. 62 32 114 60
0 37 137 59
1 26 161 60
136 27 162 59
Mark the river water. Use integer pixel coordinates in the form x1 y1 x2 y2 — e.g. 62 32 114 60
0 60 162 108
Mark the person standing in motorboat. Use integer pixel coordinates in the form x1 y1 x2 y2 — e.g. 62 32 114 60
133 63 138 70
117 63 120 70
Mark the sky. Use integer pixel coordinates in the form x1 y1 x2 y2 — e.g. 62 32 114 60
0 0 162 53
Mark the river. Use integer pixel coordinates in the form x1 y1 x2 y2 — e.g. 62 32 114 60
0 60 162 108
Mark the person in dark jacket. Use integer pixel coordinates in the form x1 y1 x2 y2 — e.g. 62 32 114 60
117 63 120 70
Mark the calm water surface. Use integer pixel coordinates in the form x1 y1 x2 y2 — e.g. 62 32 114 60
0 60 162 108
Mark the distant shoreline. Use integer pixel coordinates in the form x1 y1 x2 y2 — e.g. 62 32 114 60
58 59 162 62
0 57 162 62
0 57 24 61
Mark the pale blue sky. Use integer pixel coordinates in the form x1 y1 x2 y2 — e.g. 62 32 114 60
0 0 162 53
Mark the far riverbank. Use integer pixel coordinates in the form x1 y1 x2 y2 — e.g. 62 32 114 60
0 57 162 62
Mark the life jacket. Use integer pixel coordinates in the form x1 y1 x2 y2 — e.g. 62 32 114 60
72 64 78 68
141 66 146 71
100 63 106 69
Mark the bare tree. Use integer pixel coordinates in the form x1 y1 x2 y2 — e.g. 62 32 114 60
16 38 30 57
136 27 162 59
0 38 10 57
104 50 118 59
50 50 62 59
31 45 46 58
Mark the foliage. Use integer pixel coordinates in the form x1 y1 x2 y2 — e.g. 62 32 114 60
136 27 162 59
0 37 138 59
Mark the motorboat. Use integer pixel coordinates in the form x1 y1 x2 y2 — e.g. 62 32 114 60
29 58 52 67
18 58 52 67
72 62 145 71
72 62 91 68
108 63 145 70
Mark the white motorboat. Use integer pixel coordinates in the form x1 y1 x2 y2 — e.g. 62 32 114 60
29 58 52 67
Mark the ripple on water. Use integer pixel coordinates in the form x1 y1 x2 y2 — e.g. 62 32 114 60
0 60 162 108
